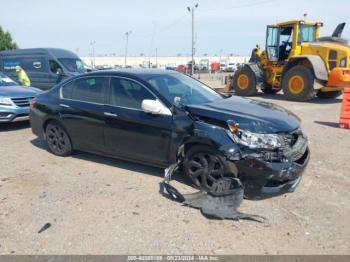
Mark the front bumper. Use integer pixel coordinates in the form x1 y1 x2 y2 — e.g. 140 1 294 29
232 133 310 200
236 147 309 199
0 107 30 123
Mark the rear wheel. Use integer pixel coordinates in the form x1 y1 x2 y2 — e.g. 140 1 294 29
45 121 72 156
317 90 343 99
281 65 315 101
184 145 236 190
231 66 257 96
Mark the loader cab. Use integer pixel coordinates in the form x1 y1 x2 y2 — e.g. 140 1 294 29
266 21 320 63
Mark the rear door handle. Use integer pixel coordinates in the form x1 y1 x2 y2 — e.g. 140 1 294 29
104 112 118 117
59 103 71 108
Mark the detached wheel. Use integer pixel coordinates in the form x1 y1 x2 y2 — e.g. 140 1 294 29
317 90 343 99
45 121 72 156
281 65 315 101
184 145 236 190
231 66 257 96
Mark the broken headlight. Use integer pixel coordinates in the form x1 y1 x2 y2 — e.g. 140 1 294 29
227 120 283 149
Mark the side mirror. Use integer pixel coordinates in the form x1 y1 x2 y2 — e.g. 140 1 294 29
57 68 65 76
141 99 172 116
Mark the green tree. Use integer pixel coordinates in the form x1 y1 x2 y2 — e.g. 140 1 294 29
0 26 18 51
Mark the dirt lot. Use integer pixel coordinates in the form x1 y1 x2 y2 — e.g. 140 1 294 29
0 76 349 255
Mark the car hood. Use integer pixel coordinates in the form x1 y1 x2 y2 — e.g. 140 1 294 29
186 96 300 133
0 85 40 98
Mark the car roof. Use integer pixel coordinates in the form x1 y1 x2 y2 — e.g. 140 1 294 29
79 69 180 78
0 48 79 58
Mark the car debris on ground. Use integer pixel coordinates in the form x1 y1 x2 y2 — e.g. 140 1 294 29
161 162 266 223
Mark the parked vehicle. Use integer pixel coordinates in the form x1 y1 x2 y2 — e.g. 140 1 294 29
176 64 187 73
0 71 40 123
0 48 87 90
30 69 309 199
210 62 220 73
226 63 237 72
220 63 227 72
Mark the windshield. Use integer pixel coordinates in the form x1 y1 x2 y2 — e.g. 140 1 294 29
0 72 16 87
298 25 316 44
143 73 223 106
58 58 86 73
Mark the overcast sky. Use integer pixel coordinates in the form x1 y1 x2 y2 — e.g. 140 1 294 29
1 0 349 56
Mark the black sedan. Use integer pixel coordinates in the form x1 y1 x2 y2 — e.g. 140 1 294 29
30 70 310 199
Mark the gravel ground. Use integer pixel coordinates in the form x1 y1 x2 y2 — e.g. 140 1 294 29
0 76 349 255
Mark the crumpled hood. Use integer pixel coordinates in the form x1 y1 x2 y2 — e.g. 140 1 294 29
0 85 40 98
186 96 300 133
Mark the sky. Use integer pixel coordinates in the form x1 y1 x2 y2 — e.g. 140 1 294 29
1 0 350 57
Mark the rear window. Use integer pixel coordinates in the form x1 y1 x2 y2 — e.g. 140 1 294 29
61 77 107 104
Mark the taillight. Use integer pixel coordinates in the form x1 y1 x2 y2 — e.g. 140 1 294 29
30 99 37 109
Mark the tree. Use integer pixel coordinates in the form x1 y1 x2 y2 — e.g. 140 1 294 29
0 26 18 51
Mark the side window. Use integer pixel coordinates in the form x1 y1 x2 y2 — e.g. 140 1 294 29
110 78 155 109
61 77 107 104
49 60 62 74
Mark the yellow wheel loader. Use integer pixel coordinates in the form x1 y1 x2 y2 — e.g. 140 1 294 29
231 20 350 101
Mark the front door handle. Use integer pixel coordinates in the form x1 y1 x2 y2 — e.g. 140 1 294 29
59 103 71 108
104 112 118 117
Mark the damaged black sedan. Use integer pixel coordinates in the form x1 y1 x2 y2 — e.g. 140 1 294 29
30 69 309 199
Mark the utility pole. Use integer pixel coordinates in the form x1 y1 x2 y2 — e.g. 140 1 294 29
187 3 198 76
155 48 158 68
124 31 132 68
90 41 96 69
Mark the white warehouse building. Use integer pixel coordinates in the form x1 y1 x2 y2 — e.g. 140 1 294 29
80 55 249 69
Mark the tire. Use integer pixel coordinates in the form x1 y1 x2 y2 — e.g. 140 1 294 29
45 121 73 156
261 83 281 94
317 90 343 99
281 65 315 101
184 145 236 190
231 66 257 96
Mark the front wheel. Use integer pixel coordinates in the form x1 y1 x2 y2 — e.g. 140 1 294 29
281 65 315 101
45 121 73 156
317 90 343 99
231 66 257 96
184 145 236 190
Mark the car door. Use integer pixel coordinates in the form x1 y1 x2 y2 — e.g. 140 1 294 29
59 76 108 153
103 76 173 167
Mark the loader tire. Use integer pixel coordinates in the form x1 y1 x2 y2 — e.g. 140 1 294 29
281 65 315 101
231 66 257 96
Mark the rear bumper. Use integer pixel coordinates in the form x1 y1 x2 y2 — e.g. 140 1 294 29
326 67 350 89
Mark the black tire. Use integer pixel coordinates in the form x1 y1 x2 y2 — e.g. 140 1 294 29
231 66 257 96
45 121 73 156
281 65 315 101
317 90 343 99
184 145 236 190
261 83 281 94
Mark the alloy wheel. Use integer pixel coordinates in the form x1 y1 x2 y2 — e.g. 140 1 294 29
187 152 225 189
47 124 70 155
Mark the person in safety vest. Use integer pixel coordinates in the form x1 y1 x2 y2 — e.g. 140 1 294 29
15 66 31 87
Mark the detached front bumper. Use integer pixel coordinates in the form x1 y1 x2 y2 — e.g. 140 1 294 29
232 133 310 200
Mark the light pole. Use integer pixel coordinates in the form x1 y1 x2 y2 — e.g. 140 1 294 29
124 31 132 67
90 41 96 69
155 48 158 68
187 3 198 76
